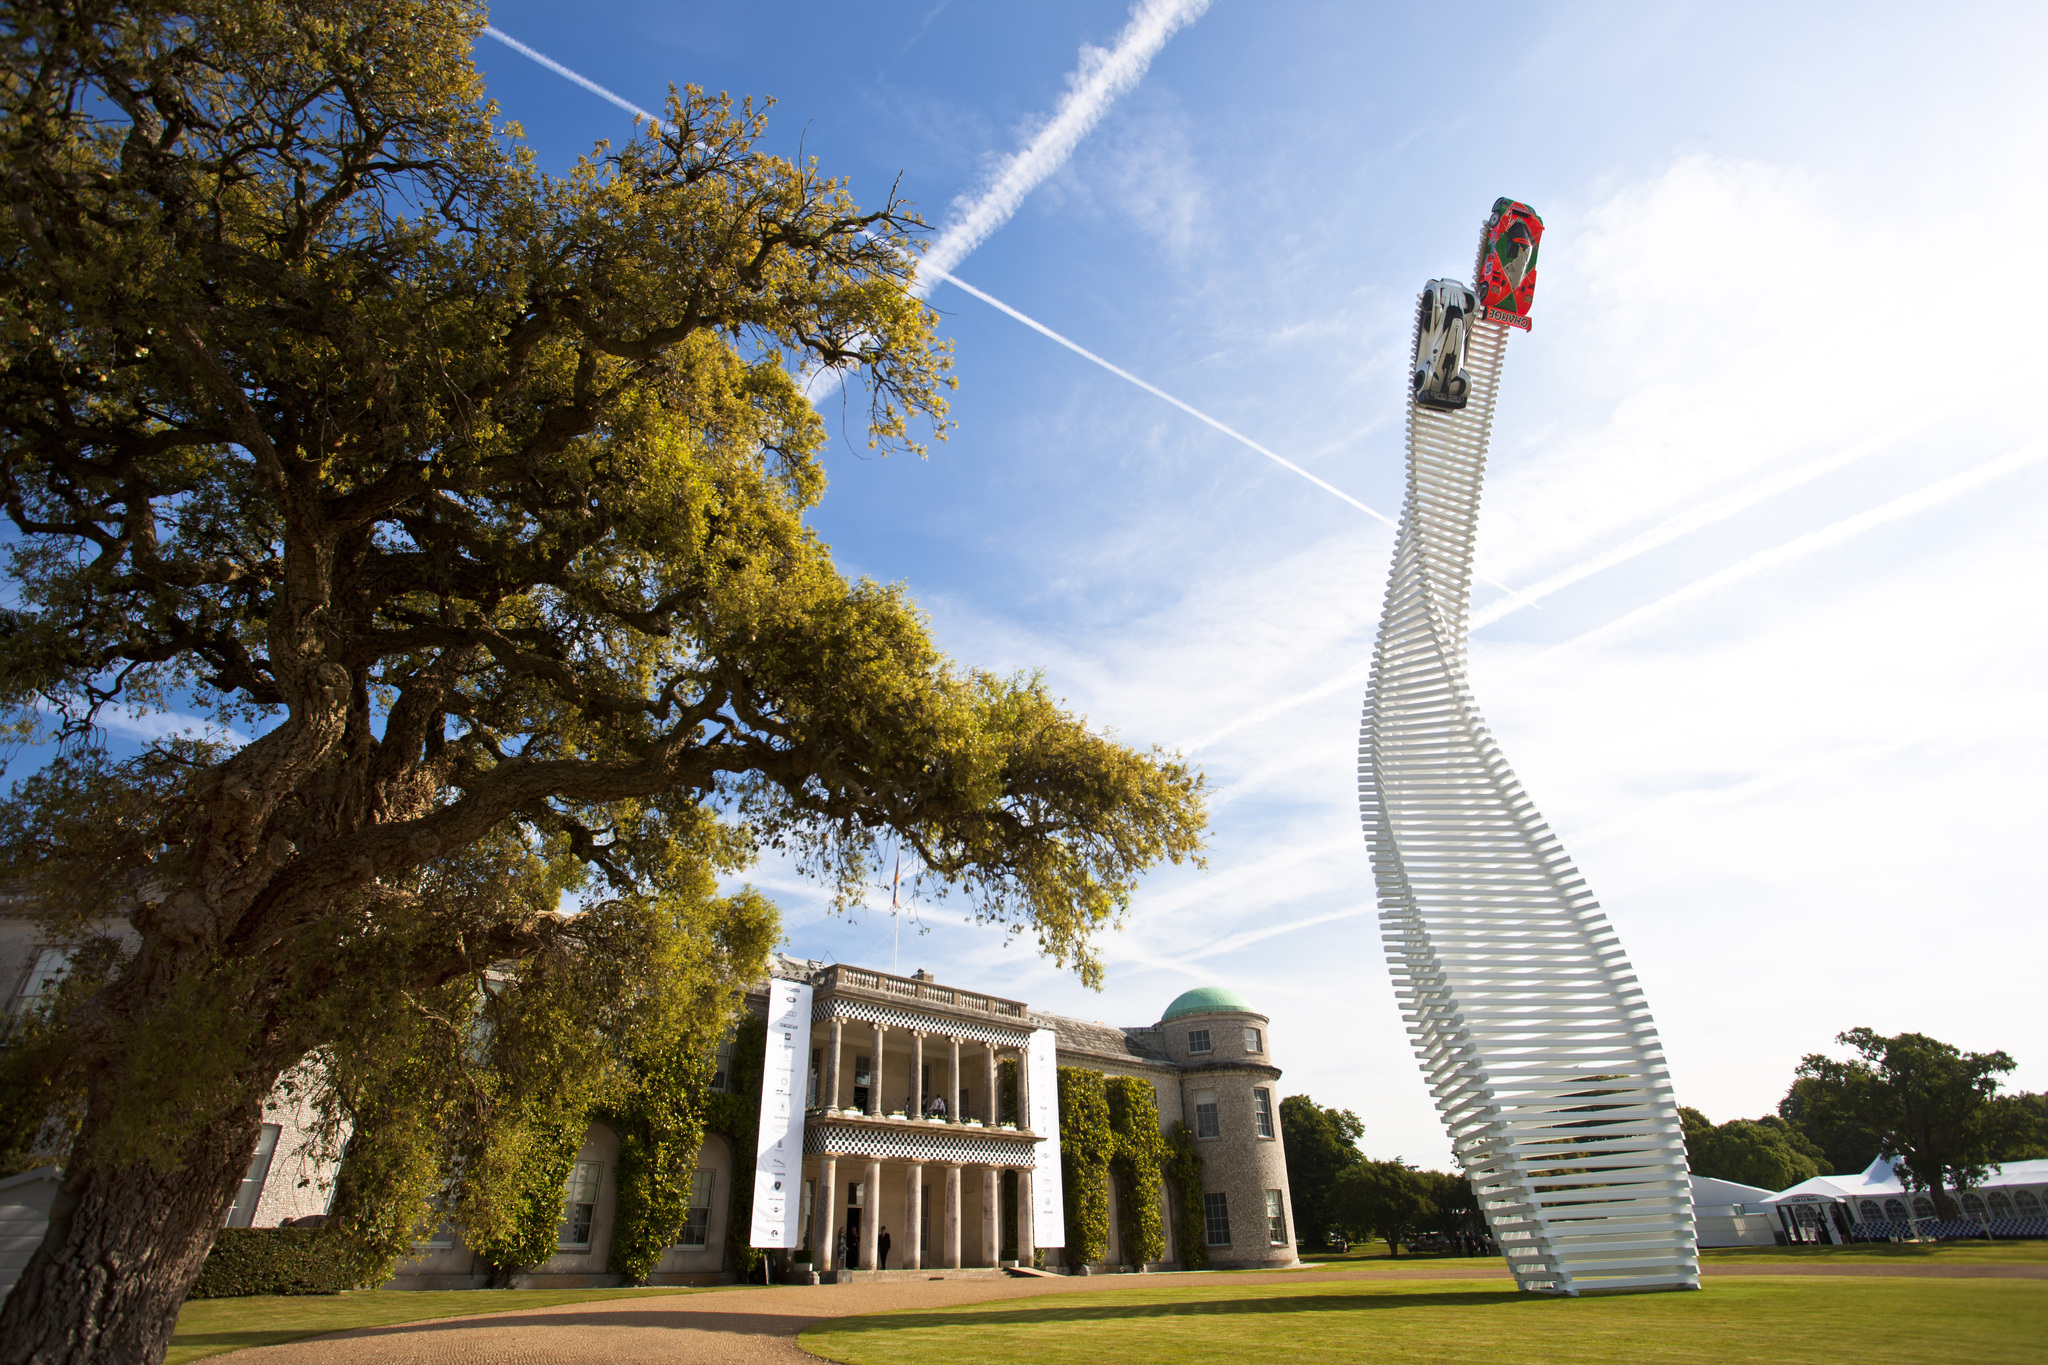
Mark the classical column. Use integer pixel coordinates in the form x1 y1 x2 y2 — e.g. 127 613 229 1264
1018 1166 1036 1268
869 1022 886 1117
1015 1043 1031 1129
983 1041 999 1126
981 1165 1000 1266
943 1163 963 1269
824 1017 844 1111
947 1036 962 1123
862 1158 882 1270
909 1031 925 1116
903 1161 924 1271
814 1155 837 1271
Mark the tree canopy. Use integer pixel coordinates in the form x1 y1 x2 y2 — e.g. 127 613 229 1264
1278 1094 1364 1247
0 3 1206 1360
1679 1106 1830 1191
1329 1158 1433 1254
1793 1028 2028 1218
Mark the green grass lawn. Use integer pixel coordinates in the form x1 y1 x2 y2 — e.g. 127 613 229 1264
802 1276 2045 1365
1297 1237 2048 1268
167 1285 747 1363
1698 1239 2048 1265
1298 1238 1485 1266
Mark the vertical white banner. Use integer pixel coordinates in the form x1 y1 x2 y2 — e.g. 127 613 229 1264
750 978 814 1248
1027 1027 1065 1247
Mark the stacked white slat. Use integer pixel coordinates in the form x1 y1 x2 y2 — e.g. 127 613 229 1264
1359 318 1698 1295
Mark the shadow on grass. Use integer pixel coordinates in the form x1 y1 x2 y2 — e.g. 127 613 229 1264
187 1306 807 1347
817 1288 1537 1336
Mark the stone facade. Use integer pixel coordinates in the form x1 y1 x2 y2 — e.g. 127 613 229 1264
1 924 1296 1286
778 958 1297 1275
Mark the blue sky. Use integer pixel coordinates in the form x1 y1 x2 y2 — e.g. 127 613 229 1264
156 1 2048 1167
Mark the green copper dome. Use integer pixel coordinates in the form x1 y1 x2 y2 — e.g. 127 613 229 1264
1161 985 1253 1021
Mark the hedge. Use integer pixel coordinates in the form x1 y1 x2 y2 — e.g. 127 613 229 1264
188 1227 356 1298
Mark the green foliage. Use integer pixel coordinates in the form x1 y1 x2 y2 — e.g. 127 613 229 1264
1415 1169 1479 1236
316 882 774 1287
1163 1120 1206 1271
1777 1077 1883 1175
1680 1106 1829 1192
1056 1067 1111 1268
2001 1093 2048 1160
998 1059 1019 1126
1104 1077 1166 1267
1278 1095 1365 1247
698 1016 768 1276
1330 1159 1433 1252
0 0 1206 1347
187 1229 355 1299
606 1040 717 1284
1796 1028 2021 1215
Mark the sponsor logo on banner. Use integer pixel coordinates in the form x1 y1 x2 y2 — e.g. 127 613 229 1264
1028 1027 1065 1248
749 979 814 1247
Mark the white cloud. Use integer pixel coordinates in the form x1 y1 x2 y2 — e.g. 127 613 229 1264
802 147 2048 1165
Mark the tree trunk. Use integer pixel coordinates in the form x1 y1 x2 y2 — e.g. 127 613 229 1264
1928 1175 1957 1222
0 1101 261 1365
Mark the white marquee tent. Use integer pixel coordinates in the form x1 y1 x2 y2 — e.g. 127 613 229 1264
1763 1157 2048 1243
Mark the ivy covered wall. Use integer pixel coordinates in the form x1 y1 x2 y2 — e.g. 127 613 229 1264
1105 1076 1167 1266
1056 1067 1202 1269
1056 1066 1111 1266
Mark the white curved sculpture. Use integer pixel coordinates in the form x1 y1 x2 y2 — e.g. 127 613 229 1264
1358 215 1698 1296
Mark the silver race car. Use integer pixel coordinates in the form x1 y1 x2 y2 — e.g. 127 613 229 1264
1411 278 1477 410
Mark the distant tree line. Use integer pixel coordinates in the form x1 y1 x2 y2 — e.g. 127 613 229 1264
1277 1097 1477 1253
1690 1028 2046 1219
1286 1028 2047 1245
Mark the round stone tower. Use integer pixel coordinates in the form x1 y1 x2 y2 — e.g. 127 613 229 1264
1158 986 1297 1268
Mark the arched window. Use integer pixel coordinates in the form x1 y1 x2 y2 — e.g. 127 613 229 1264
1883 1198 1907 1221
1857 1199 1881 1222
1912 1195 1936 1219
1961 1192 1988 1219
1987 1192 2014 1219
2014 1190 2043 1216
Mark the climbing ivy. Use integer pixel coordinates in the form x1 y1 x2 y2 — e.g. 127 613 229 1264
1165 1120 1207 1270
1057 1066 1112 1267
1105 1077 1167 1267
603 1038 718 1283
699 1015 768 1275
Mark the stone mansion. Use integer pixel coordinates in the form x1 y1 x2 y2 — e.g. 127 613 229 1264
1 930 1298 1293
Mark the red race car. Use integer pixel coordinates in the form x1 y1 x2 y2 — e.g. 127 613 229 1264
1476 198 1543 330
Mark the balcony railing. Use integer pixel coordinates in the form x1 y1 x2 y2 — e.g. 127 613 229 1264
816 964 1028 1020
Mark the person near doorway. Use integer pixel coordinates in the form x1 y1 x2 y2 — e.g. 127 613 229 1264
879 1226 892 1270
927 1093 947 1120
834 1225 848 1270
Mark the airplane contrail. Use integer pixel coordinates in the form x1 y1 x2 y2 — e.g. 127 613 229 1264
480 26 671 131
933 268 1541 607
917 0 1211 292
470 16 1464 591
935 270 1395 527
1551 437 2048 655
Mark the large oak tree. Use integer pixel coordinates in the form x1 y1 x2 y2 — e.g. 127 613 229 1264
0 3 1206 1360
1795 1029 2022 1219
